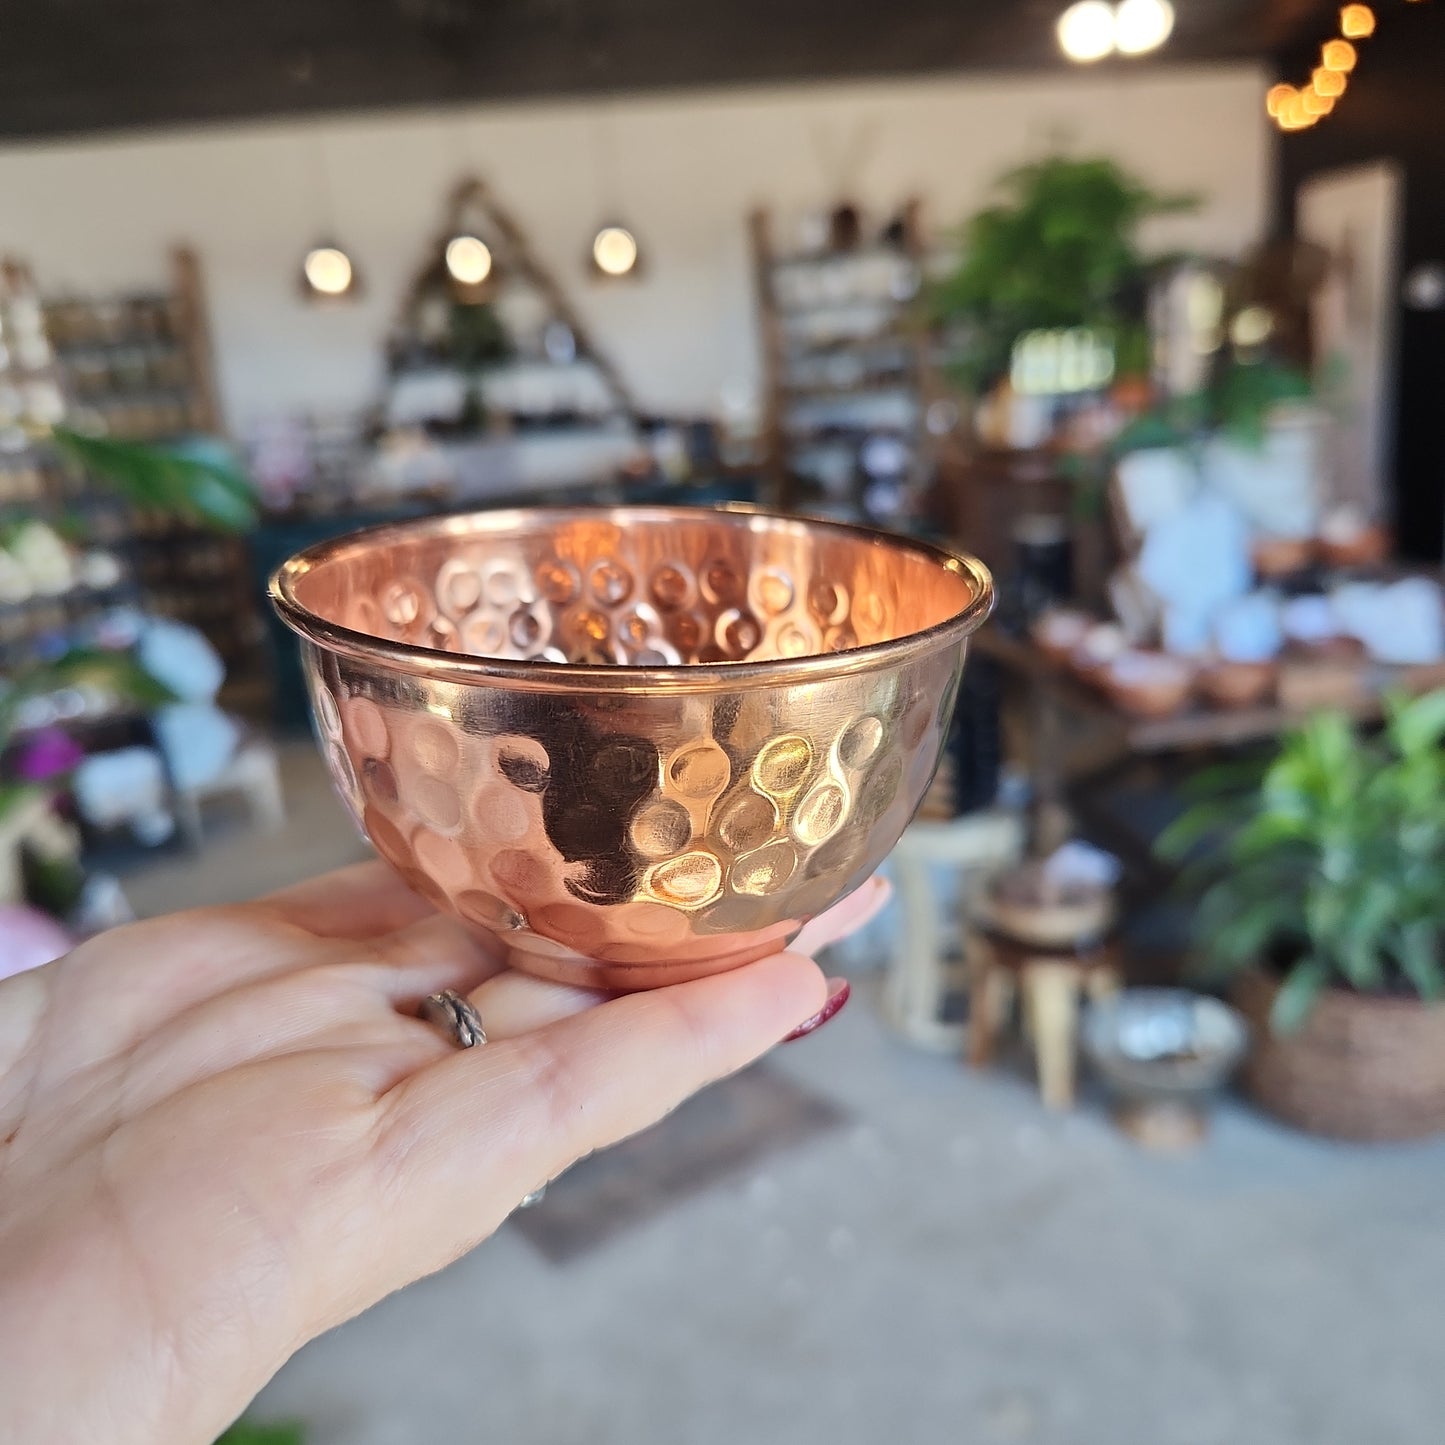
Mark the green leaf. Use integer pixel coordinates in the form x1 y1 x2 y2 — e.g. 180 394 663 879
1269 956 1331 1035
1212 895 1297 967
1156 798 1245 860
0 649 179 752
1385 687 1445 759
215 1423 305 1445
50 426 258 534
0 781 48 824
1396 921 1445 1002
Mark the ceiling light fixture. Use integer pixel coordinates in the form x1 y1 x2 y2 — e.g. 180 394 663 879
591 224 640 278
1057 0 1117 61
301 244 356 298
586 100 644 281
298 129 362 302
1113 0 1174 55
444 234 493 287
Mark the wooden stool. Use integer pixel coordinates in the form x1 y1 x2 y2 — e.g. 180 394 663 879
967 926 1122 1109
882 811 1024 1050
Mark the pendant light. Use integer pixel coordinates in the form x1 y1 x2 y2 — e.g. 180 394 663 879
1057 0 1173 62
591 224 640 278
1113 0 1174 55
1057 2 1115 62
301 245 355 298
441 123 497 296
587 104 642 280
445 233 493 287
299 128 362 302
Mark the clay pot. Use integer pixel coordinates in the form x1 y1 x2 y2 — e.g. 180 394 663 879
1111 375 1154 414
1318 523 1390 570
1105 651 1195 718
1233 972 1445 1141
1198 658 1278 710
1252 534 1314 580
1285 634 1368 663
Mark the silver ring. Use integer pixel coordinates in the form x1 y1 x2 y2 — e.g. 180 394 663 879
420 989 487 1049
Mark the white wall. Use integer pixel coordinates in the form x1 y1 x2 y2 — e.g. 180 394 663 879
0 65 1272 432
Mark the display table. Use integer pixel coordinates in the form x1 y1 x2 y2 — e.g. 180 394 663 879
973 626 1440 863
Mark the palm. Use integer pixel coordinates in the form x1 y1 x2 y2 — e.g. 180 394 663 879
0 863 876 1445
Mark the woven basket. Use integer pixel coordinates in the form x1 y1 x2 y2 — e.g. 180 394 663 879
1233 972 1445 1141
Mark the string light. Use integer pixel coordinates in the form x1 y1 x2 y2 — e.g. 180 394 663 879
1279 93 1318 131
1269 0 1390 133
1266 83 1297 117
1340 4 1376 37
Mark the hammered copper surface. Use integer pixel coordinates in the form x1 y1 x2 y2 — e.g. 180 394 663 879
271 506 992 989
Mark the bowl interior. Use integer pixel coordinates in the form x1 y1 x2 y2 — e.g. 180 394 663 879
282 506 986 670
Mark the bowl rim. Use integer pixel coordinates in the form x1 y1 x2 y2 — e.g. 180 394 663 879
269 504 994 695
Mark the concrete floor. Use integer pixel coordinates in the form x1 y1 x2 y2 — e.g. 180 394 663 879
123 741 1445 1445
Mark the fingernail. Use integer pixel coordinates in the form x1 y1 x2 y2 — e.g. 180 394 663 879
783 978 851 1042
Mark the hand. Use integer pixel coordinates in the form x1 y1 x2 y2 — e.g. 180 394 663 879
0 863 885 1445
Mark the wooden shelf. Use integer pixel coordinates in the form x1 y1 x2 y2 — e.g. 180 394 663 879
5 247 270 693
750 202 934 516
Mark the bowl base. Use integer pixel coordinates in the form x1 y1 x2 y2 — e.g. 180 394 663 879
495 928 803 992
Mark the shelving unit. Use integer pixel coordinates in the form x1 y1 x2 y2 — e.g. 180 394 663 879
0 258 143 673
372 177 646 504
750 202 934 519
42 248 267 710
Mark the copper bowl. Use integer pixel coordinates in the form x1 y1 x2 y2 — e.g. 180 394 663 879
271 506 993 989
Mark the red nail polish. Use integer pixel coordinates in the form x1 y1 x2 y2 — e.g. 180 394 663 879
783 978 851 1042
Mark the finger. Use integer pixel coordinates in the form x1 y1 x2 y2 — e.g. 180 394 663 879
263 861 439 939
373 913 508 1004
792 874 892 957
461 971 611 1039
373 952 827 1276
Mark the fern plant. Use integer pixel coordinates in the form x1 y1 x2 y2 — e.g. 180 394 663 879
1161 691 1445 1033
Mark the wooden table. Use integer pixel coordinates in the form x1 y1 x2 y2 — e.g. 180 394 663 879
973 626 1418 865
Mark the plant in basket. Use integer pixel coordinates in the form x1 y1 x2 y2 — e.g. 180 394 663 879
1160 690 1445 1139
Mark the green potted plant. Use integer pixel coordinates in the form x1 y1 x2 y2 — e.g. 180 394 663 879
1161 691 1445 1140
930 154 1197 393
